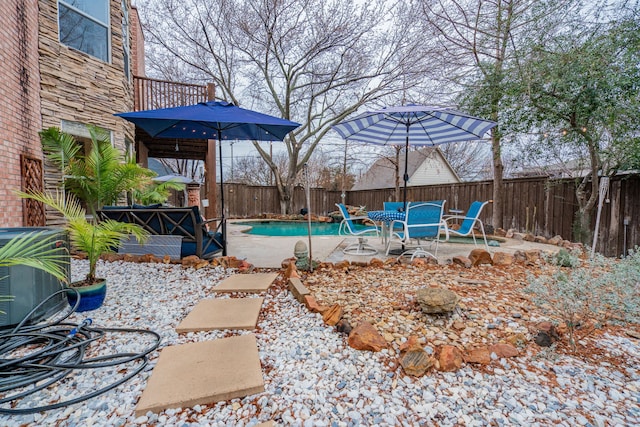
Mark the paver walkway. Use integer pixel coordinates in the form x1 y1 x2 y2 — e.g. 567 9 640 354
176 297 264 332
213 272 279 293
136 272 277 416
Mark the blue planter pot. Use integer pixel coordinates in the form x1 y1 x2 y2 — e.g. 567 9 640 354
66 280 107 312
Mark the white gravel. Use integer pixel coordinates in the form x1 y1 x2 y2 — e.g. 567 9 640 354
1 259 639 426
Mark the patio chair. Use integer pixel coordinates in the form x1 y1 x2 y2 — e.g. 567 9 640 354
336 203 380 255
386 200 448 260
443 200 489 249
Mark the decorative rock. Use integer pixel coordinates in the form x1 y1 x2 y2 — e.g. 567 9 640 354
547 235 563 245
348 322 387 352
416 287 459 314
452 256 472 268
534 235 548 244
400 350 434 376
288 277 309 303
524 250 541 265
492 252 514 266
534 322 560 346
488 343 519 358
412 257 438 267
626 329 640 340
469 249 493 266
303 295 324 313
369 258 384 267
464 347 491 365
281 257 296 269
438 345 463 372
534 331 553 347
322 304 343 326
523 233 535 242
181 255 203 268
334 261 351 269
511 232 524 241
494 228 507 237
336 319 353 335
399 336 422 353
284 262 300 279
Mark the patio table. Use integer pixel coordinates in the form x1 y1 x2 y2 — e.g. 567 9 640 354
367 210 406 246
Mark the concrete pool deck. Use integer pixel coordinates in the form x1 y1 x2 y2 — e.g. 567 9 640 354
226 220 559 269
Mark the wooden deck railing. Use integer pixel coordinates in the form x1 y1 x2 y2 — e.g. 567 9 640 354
133 76 214 111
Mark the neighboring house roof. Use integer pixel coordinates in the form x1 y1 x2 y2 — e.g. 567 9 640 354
351 147 461 190
513 159 591 179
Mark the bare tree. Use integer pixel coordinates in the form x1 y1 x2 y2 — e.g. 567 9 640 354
419 0 578 228
138 0 431 213
439 141 491 181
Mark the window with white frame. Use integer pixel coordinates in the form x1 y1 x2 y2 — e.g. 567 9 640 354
58 0 110 62
121 0 130 80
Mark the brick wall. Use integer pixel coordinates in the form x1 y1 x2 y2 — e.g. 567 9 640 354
131 5 145 77
0 0 42 227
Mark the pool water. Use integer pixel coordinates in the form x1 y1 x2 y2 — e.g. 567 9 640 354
237 220 369 236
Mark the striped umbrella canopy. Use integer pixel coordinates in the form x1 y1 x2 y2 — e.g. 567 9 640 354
332 105 497 207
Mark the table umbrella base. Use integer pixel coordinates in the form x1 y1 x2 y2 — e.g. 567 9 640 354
343 237 377 256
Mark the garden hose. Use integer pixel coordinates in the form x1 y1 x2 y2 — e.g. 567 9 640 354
0 289 162 414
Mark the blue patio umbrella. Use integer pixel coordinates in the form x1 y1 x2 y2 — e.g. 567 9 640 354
332 104 497 209
115 101 300 255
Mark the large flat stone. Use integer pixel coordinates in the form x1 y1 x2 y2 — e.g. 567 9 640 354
213 272 278 293
135 334 264 416
176 298 264 333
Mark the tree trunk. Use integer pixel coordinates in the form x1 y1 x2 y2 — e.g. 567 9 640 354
491 123 504 230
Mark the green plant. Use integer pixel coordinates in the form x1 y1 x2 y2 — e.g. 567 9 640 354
132 175 185 206
0 230 69 312
548 248 582 268
526 251 640 351
19 191 148 287
40 127 156 215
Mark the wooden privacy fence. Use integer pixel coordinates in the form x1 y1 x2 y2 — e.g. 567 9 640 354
215 174 640 257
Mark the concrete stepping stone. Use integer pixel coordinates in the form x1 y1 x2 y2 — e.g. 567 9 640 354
213 272 278 293
135 334 264 416
176 297 264 333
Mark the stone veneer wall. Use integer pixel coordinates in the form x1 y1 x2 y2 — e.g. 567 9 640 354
0 0 42 227
38 0 136 224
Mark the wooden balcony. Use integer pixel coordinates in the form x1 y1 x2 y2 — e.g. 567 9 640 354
133 75 214 111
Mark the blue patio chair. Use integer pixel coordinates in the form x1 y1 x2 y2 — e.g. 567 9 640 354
443 200 489 249
336 203 380 255
383 201 405 212
386 200 448 260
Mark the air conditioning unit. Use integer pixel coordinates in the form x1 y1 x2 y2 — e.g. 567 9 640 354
0 227 70 327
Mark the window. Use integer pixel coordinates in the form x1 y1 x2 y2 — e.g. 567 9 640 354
121 0 130 79
58 0 110 62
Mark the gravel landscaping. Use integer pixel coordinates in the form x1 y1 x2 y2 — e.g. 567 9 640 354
1 257 639 426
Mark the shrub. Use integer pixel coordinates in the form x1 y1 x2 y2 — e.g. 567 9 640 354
526 250 640 351
549 248 582 268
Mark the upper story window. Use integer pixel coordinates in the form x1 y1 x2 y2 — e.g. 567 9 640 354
58 0 110 62
121 0 130 80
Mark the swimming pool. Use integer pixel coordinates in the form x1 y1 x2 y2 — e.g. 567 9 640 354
237 220 368 236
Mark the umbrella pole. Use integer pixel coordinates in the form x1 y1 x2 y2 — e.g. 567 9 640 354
402 127 410 251
402 128 409 211
218 130 227 256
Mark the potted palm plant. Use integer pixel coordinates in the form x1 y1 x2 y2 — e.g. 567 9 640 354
20 191 148 311
20 126 156 311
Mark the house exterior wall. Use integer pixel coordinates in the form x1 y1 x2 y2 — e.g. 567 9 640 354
37 0 136 224
0 0 42 227
38 0 135 146
407 152 460 186
131 5 145 76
